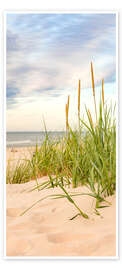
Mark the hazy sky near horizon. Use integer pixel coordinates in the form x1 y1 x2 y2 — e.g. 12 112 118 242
6 13 116 131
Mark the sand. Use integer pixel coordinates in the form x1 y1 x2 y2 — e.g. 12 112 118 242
6 177 116 257
6 147 116 257
6 146 34 162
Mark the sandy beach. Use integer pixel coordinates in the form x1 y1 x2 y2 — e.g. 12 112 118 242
6 12 117 260
6 147 116 257
6 174 116 257
6 147 34 162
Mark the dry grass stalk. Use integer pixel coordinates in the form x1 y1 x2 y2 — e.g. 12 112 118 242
78 80 81 121
102 79 104 107
91 62 97 124
65 103 69 131
67 95 70 114
91 62 95 96
65 96 70 131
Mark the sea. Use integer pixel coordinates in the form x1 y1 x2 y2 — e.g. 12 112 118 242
6 131 65 148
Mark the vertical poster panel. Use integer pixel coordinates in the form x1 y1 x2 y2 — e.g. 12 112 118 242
5 11 118 259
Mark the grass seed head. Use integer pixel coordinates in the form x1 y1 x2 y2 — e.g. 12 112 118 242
78 80 81 117
102 79 104 106
67 95 70 113
91 62 95 97
65 103 69 130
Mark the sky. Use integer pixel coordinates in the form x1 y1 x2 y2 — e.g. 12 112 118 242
6 13 116 131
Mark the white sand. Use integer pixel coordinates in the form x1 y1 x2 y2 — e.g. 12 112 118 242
6 176 116 257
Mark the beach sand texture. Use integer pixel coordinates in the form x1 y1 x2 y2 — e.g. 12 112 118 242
6 175 116 257
7 147 34 162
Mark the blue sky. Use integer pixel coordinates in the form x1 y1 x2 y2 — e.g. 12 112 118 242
6 13 116 131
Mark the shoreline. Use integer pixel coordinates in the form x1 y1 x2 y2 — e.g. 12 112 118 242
6 145 37 150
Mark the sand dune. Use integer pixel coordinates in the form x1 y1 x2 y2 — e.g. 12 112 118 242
6 177 116 257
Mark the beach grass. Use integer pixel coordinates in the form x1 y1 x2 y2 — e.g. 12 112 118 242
6 63 116 219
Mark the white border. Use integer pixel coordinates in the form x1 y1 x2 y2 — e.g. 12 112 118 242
3 10 119 260
116 12 119 259
3 12 7 259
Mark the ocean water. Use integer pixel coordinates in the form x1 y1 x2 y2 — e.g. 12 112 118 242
6 131 65 148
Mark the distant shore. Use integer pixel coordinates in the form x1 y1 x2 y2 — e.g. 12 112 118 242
6 130 65 148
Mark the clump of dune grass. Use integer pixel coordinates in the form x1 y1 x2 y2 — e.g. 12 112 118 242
6 159 32 184
7 63 116 219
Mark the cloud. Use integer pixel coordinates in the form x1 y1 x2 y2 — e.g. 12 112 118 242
7 84 20 98
6 13 116 111
7 30 20 52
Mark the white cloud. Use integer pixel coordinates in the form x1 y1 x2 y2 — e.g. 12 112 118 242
6 13 116 131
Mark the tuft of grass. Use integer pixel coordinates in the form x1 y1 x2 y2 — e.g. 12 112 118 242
7 63 116 219
6 159 32 184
